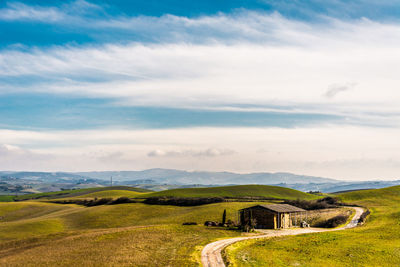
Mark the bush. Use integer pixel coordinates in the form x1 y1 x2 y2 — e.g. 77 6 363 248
285 197 341 210
204 221 219 226
226 219 237 227
109 197 137 205
316 214 349 228
50 197 139 207
88 198 113 206
317 197 340 205
358 209 370 224
182 222 197 225
144 197 224 206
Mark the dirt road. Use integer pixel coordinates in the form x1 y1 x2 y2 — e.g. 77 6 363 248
201 207 364 267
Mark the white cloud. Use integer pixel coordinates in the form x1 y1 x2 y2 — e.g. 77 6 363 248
0 144 53 170
147 148 235 157
2 41 400 127
324 83 356 98
0 2 66 22
0 1 100 22
1 12 400 125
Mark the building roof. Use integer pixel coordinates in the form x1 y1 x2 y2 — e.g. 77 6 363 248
241 204 306 213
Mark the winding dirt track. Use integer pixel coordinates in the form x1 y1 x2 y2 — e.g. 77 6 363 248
201 207 364 267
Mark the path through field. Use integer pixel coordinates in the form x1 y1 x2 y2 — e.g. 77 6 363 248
201 207 364 267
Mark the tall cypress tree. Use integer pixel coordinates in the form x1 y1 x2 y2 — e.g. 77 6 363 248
222 209 227 225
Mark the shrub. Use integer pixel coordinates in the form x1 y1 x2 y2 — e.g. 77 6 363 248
226 219 237 227
182 222 197 225
285 197 341 210
87 198 113 206
317 197 340 205
316 214 349 228
358 209 370 224
144 197 224 206
109 197 137 205
204 221 219 226
50 197 139 207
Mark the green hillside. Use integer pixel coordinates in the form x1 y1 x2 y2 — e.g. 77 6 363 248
338 185 400 202
74 189 146 199
4 184 391 266
225 185 400 266
0 200 270 266
0 184 318 266
0 195 15 202
12 185 317 202
146 184 318 200
14 186 151 201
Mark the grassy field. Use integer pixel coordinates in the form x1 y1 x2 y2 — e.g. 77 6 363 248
225 185 400 267
0 184 376 266
66 189 146 199
0 198 274 266
14 186 151 201
0 224 242 267
145 185 318 200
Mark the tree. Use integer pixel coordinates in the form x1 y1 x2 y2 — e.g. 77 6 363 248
222 209 227 225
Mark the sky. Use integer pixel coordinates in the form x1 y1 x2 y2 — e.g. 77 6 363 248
1 0 400 180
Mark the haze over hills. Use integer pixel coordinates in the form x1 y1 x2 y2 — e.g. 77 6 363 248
1 168 399 194
77 169 339 185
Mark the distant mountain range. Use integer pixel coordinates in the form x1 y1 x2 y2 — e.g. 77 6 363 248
1 168 399 193
77 169 339 184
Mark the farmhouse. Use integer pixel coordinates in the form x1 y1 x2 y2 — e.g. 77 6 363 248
239 204 306 229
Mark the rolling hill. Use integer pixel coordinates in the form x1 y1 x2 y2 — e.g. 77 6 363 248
338 185 400 201
225 186 400 266
0 198 275 266
144 184 318 200
13 186 151 201
7 185 318 202
1 184 398 266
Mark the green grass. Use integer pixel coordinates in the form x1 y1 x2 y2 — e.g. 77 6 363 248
0 200 261 233
60 201 270 230
0 218 65 240
0 200 266 266
145 185 318 200
14 186 151 201
225 186 400 267
0 202 77 222
3 184 397 266
0 195 15 202
339 185 400 202
69 189 146 199
13 185 316 202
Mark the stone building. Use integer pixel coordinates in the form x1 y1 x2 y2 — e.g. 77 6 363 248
239 204 306 229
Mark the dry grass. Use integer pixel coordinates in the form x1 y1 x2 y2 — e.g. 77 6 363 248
0 201 273 266
0 224 242 266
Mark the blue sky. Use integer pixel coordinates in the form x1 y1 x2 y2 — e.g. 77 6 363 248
2 0 400 48
1 0 400 180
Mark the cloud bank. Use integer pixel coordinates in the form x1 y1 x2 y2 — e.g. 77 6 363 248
1 12 400 120
0 126 399 180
